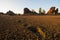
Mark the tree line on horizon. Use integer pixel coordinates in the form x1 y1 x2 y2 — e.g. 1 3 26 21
0 6 60 16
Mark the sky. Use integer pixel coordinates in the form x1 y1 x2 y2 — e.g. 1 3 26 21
0 0 60 14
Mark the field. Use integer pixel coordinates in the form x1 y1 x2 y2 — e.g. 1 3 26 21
0 15 60 40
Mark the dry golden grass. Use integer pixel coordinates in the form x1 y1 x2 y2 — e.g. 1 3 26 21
0 15 60 40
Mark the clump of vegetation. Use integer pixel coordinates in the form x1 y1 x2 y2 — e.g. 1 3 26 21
6 10 16 16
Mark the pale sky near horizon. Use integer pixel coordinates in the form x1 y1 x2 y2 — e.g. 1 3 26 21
0 0 60 14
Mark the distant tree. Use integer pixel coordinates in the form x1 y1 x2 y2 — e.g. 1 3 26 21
47 7 55 15
55 8 58 15
24 8 33 15
6 10 16 16
24 8 38 15
39 8 42 14
0 12 4 15
24 8 31 14
41 9 45 15
43 10 45 14
39 8 45 15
